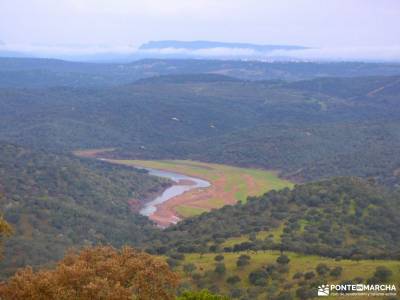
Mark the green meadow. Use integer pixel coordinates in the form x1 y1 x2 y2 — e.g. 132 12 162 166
176 251 400 300
109 159 293 217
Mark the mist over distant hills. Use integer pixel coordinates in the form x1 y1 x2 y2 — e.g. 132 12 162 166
0 40 308 62
0 40 399 63
136 40 310 60
139 40 307 51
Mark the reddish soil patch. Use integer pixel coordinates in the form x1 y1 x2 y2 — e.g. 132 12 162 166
243 174 260 194
149 174 241 227
149 174 265 227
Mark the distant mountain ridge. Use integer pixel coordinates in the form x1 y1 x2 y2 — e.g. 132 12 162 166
139 40 308 51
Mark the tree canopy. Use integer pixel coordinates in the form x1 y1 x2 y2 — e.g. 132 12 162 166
0 246 179 300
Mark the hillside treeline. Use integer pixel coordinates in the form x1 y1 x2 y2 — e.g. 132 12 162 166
147 177 400 260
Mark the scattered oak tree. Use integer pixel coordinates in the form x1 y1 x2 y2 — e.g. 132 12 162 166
304 271 316 280
236 254 251 268
183 263 197 275
329 266 343 277
368 266 393 284
226 275 241 285
214 255 224 262
214 263 226 276
276 254 290 265
316 263 330 276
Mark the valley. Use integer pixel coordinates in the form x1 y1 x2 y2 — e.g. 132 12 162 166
96 159 293 226
0 0 399 297
69 156 400 298
1 57 400 299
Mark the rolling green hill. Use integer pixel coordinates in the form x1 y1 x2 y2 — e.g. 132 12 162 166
176 251 400 299
140 176 400 299
146 177 400 260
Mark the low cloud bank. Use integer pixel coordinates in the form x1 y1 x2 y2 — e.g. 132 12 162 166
138 46 400 62
1 43 400 62
138 47 258 57
270 46 400 62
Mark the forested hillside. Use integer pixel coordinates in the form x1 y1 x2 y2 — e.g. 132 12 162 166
0 144 168 277
1 74 400 187
146 177 400 260
107 75 400 187
170 121 400 186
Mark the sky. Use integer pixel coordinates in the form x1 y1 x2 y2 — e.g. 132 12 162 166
0 0 399 61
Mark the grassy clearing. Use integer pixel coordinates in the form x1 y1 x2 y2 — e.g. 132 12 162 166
177 251 400 299
220 225 285 248
115 159 293 195
175 205 208 218
110 159 293 218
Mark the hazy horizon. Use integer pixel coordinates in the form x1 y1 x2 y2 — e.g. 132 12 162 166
1 0 399 61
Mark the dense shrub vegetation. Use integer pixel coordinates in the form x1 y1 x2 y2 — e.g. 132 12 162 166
0 144 169 277
0 246 179 300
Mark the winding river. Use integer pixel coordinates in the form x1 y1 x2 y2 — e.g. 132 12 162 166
138 167 210 217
